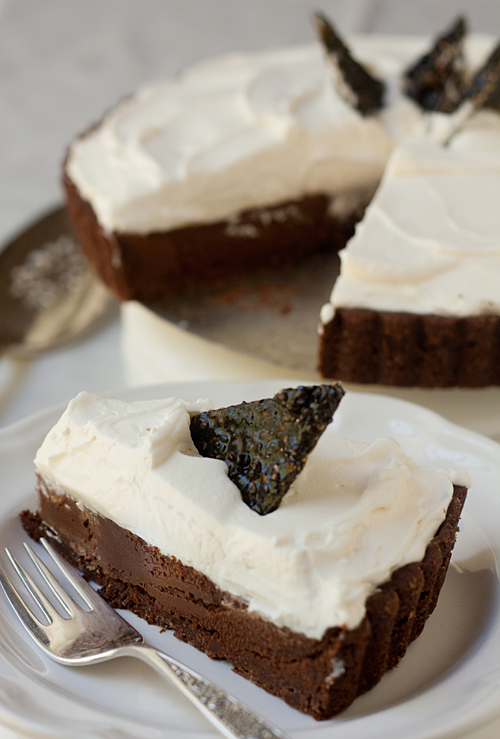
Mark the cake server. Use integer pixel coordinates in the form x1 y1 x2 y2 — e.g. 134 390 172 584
0 538 291 739
0 206 116 360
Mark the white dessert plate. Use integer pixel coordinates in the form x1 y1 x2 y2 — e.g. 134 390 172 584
0 379 499 739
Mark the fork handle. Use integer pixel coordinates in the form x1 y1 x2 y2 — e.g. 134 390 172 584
122 642 290 739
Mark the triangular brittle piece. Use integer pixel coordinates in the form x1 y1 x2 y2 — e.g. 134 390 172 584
404 16 467 113
190 384 345 515
441 40 500 145
467 41 500 111
313 12 385 116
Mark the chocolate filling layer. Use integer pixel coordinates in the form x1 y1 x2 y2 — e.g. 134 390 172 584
21 477 467 719
64 173 373 303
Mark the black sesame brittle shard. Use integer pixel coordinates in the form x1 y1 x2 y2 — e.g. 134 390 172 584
467 41 500 112
404 16 468 113
190 384 345 516
313 11 385 116
443 40 500 146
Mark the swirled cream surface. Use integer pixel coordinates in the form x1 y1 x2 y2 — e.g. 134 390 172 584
321 109 500 323
34 392 469 639
65 39 426 234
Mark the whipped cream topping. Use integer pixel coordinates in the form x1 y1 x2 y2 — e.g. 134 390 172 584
321 109 500 323
34 392 469 639
66 40 424 234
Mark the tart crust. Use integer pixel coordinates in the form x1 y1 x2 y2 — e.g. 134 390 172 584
319 308 500 387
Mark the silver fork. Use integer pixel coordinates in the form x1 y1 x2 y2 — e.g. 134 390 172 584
0 538 290 739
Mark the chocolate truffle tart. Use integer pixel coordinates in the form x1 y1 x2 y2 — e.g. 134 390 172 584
63 15 500 389
21 386 469 719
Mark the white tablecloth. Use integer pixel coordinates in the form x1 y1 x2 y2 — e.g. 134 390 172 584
0 1 500 737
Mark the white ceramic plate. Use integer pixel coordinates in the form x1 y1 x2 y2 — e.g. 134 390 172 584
0 379 499 739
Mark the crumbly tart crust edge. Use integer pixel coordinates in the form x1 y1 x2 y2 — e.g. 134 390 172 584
319 308 500 388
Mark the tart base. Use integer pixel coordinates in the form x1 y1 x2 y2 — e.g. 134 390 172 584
319 308 500 388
